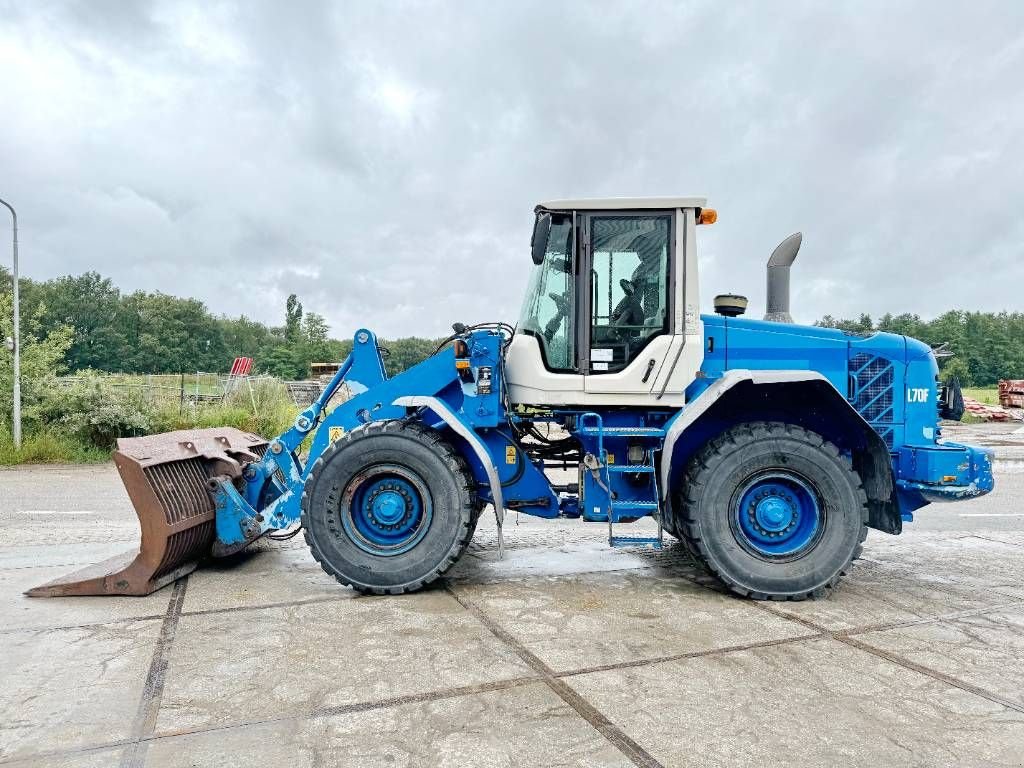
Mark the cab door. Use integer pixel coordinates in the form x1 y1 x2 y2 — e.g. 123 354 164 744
583 212 676 395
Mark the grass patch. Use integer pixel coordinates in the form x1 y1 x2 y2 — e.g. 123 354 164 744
963 387 999 405
150 402 298 440
150 379 300 439
0 427 110 465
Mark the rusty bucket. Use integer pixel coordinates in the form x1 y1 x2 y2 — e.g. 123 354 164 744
26 427 267 597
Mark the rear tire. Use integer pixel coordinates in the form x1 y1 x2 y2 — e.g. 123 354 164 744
301 420 477 595
673 421 867 600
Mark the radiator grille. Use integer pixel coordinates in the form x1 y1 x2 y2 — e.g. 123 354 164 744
848 353 895 448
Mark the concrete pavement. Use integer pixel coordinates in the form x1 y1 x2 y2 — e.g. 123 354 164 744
1 426 1023 767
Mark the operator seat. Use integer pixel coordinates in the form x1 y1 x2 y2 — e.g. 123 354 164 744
611 279 644 326
629 234 665 326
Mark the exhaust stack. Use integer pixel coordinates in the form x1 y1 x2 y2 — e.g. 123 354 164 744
764 232 802 323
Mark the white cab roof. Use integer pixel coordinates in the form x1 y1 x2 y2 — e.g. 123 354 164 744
537 196 707 211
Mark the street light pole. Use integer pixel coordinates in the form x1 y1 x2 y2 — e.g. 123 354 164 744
0 197 20 450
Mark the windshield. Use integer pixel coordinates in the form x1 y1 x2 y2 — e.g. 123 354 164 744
517 212 576 371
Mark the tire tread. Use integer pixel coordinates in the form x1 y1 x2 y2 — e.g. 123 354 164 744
300 420 477 595
672 421 868 601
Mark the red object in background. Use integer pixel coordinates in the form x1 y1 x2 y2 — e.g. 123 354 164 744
963 396 1011 421
229 357 253 376
998 379 1024 408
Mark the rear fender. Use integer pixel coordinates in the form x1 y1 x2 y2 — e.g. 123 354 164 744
661 370 900 534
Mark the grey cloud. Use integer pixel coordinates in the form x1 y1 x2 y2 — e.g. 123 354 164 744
1 0 1022 338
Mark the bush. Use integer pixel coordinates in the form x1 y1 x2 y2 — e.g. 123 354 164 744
4 373 301 464
36 374 151 449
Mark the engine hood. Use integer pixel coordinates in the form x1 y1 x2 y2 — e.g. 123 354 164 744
702 314 916 362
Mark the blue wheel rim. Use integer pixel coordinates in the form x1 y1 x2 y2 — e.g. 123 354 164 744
340 464 432 556
733 471 823 559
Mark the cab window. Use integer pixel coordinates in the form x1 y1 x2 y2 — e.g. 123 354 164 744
589 215 670 373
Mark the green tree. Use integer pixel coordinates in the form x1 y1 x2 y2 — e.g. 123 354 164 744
285 294 303 343
816 314 873 333
381 337 442 374
0 291 73 431
303 312 332 363
939 356 972 386
33 272 128 371
260 345 306 379
221 314 277 360
120 292 226 373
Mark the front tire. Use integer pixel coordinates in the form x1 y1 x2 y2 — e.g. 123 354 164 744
301 420 477 595
673 422 867 600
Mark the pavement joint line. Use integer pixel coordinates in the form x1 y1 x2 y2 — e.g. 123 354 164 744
0 591 363 637
178 591 358 618
444 584 666 768
0 677 548 765
838 599 1024 637
632 565 1024 641
446 562 702 587
0 567 699 637
4 548 1019 763
0 613 168 636
965 533 1024 549
0 561 131 572
752 600 1024 716
141 675 545 744
119 575 189 768
838 634 1024 714
555 632 825 679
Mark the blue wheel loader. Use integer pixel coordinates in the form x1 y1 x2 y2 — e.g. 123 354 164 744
29 198 994 601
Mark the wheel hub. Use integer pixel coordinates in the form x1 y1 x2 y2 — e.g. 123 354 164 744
753 494 795 532
366 485 412 528
340 467 432 556
735 474 822 558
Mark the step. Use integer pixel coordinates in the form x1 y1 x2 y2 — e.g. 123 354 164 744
609 536 663 549
610 500 660 512
607 464 655 473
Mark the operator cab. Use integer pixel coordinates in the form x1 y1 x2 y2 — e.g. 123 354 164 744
507 197 712 407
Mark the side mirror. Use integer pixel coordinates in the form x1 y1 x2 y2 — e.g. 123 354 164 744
531 212 552 265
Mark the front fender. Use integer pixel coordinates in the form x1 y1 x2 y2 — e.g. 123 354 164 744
392 395 507 556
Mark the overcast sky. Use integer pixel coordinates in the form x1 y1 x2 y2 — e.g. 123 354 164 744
1 1 1022 338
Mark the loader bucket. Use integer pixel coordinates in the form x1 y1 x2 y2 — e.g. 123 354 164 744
26 427 268 597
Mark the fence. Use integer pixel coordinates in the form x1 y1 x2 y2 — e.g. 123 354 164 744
55 372 325 411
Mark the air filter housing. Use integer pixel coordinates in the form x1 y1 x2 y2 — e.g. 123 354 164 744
714 294 748 317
